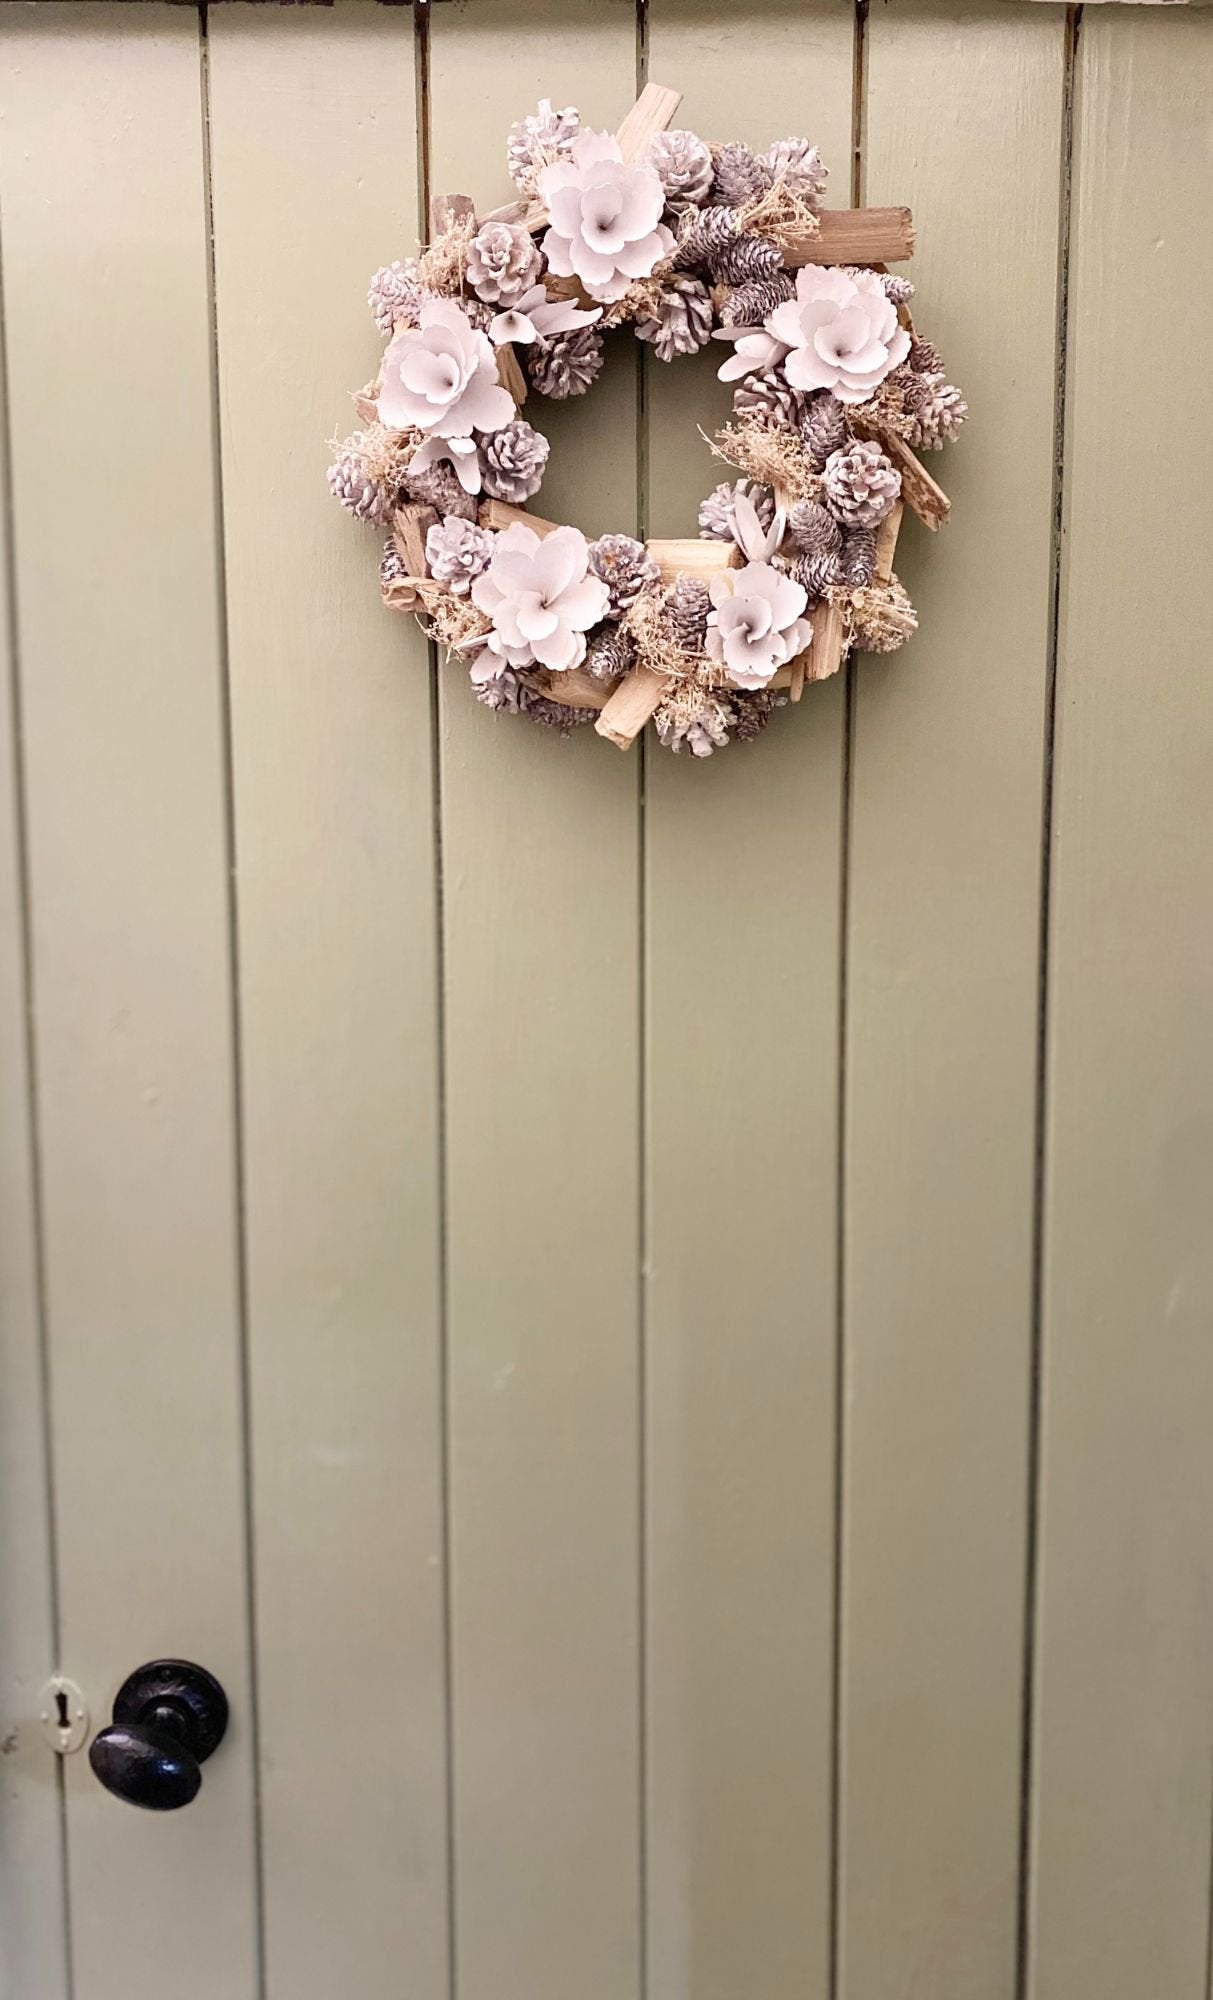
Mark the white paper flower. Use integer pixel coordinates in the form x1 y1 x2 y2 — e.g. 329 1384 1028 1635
766 266 910 406
406 433 484 496
470 523 610 676
705 562 812 689
713 325 790 384
488 284 602 348
378 298 515 438
539 131 675 304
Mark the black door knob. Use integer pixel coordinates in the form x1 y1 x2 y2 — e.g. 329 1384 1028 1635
88 1660 228 1811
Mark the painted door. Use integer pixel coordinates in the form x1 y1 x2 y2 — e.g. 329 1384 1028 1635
2 4 1211 1999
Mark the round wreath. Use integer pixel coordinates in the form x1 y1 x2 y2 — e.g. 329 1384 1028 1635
329 84 967 758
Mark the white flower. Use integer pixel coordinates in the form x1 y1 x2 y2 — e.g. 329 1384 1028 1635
377 298 515 439
470 523 610 676
406 434 484 496
766 265 910 406
705 562 812 689
713 325 790 384
539 130 675 304
488 284 602 348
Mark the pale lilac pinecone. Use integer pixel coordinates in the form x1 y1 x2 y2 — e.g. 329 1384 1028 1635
466 221 541 305
480 420 550 503
731 688 780 741
425 517 495 596
527 327 604 399
881 273 915 307
909 335 943 375
788 499 842 559
699 478 776 542
506 99 581 197
380 537 409 590
328 444 396 524
841 527 877 590
711 233 784 286
644 128 714 212
822 439 902 528
905 374 968 450
585 622 637 682
521 691 596 733
734 370 803 431
655 689 735 758
801 392 848 470
635 276 714 363
587 534 660 617
368 259 422 336
475 665 525 713
719 273 794 328
709 141 772 210
782 548 843 598
672 204 740 274
403 457 478 521
663 574 711 651
761 138 828 211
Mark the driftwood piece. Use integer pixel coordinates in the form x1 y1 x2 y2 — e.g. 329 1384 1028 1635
855 425 950 530
496 342 528 407
645 536 739 583
786 207 915 267
430 192 476 237
533 667 614 711
393 503 439 578
524 81 683 234
805 597 846 684
595 666 671 750
875 501 904 584
478 499 562 537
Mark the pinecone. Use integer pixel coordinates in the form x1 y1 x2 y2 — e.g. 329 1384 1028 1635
527 327 604 399
368 259 422 336
783 549 844 598
655 687 736 757
380 536 409 591
709 233 784 286
672 204 740 273
643 128 714 211
719 274 795 327
904 374 968 450
841 526 877 590
788 499 842 558
635 275 714 362
800 392 848 470
506 99 580 196
425 516 495 596
587 535 660 617
761 138 828 211
327 440 398 524
480 419 550 503
663 574 711 651
403 457 478 521
881 274 915 307
909 335 943 375
585 621 637 682
733 370 803 432
731 688 780 741
699 478 776 543
475 665 525 713
522 691 596 733
709 142 773 210
466 222 540 305
822 439 902 527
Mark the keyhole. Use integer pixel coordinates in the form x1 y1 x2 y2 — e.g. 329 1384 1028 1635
54 1688 70 1733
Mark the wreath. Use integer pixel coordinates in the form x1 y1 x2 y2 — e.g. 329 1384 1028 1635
329 84 967 758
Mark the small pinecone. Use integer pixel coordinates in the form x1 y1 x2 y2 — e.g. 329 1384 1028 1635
731 688 780 741
522 690 597 733
465 221 541 305
506 99 580 196
585 621 637 682
822 439 902 528
635 275 714 362
904 374 968 450
761 138 828 211
709 233 784 286
800 392 848 470
881 274 915 307
480 419 550 503
328 444 397 524
719 274 795 328
527 326 604 399
699 478 776 543
368 259 422 336
672 204 741 273
380 536 409 591
841 527 877 590
663 574 711 651
733 369 803 432
909 335 943 375
655 688 736 758
783 549 844 598
709 141 773 210
403 457 478 521
788 499 842 559
587 534 660 617
475 665 524 713
643 128 714 212
425 516 495 596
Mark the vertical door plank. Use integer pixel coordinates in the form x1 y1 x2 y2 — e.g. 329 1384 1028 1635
841 7 1065 1996
643 7 851 1998
1030 15 1213 1999
428 6 642 1999
206 11 449 1999
0 11 258 1998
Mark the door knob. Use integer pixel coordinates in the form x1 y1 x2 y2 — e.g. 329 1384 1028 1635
88 1659 228 1811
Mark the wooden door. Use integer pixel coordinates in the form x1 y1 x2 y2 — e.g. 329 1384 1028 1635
1 5 1211 1999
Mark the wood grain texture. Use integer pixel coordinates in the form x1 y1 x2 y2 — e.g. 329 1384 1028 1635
206 10 449 1998
840 6 1065 1996
1028 13 1213 1998
643 7 852 1997
0 11 258 1997
428 6 643 1999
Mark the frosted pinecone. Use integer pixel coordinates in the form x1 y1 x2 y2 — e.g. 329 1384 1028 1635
466 222 541 305
841 526 877 590
909 335 943 375
585 621 637 682
425 516 495 596
761 138 828 211
699 478 776 542
881 273 915 307
663 574 711 652
480 420 550 503
475 664 525 713
788 499 842 559
644 129 714 212
782 549 843 598
800 392 848 470
710 233 784 286
822 439 902 527
522 690 596 733
904 374 968 450
368 259 423 336
656 688 735 757
380 536 409 591
709 142 773 210
587 535 660 617
635 275 714 362
527 326 604 399
672 204 741 273
328 438 398 524
720 274 795 328
506 99 580 197
731 688 780 741
733 369 803 431
403 457 478 521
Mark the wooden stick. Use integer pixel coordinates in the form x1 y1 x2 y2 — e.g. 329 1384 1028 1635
595 666 670 750
875 501 904 584
393 503 439 578
855 425 950 530
478 499 563 537
496 342 528 407
533 667 615 711
429 192 476 237
805 597 846 685
524 82 683 233
786 207 915 267
644 536 739 583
